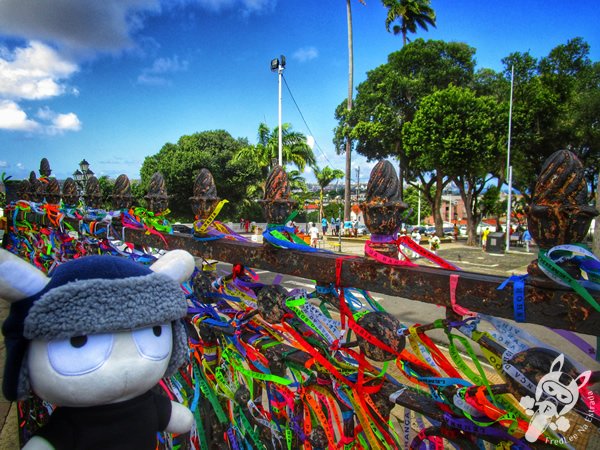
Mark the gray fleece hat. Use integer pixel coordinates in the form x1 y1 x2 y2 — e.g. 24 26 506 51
3 254 189 400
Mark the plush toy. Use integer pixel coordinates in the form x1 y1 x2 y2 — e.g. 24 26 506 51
0 248 196 449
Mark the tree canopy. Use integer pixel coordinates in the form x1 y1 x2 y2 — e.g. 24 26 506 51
403 85 504 243
140 130 261 219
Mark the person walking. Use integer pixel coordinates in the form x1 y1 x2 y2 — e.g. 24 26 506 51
429 232 441 255
482 227 490 251
321 217 328 236
523 228 532 253
411 229 422 258
308 222 320 248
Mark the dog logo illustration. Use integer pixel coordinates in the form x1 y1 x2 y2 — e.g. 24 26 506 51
519 354 591 442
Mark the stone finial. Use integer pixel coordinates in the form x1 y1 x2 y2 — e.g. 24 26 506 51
527 150 597 247
360 160 408 235
39 158 52 177
15 180 30 202
526 150 598 284
61 178 79 206
356 311 405 361
360 160 408 257
44 178 61 205
84 176 103 209
111 174 133 210
144 172 169 213
260 164 297 224
189 169 220 219
28 171 42 202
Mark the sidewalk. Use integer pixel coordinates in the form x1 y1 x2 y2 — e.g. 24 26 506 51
321 234 535 276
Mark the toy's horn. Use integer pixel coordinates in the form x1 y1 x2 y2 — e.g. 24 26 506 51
0 249 50 302
150 249 196 284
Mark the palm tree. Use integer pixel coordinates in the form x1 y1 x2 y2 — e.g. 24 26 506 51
382 0 436 46
313 165 345 221
382 0 435 199
235 123 316 179
344 0 366 222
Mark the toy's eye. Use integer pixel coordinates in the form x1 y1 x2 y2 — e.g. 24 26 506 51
132 324 172 361
47 333 114 376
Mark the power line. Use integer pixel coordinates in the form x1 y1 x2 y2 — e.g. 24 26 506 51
281 74 333 167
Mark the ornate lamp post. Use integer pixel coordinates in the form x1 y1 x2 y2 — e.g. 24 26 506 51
73 159 94 196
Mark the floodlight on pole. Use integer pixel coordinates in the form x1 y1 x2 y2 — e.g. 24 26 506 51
505 66 514 253
270 55 286 166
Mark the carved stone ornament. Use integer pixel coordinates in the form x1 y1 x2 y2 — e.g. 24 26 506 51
260 164 297 225
84 176 103 209
360 160 408 257
111 174 133 210
4 179 25 203
39 158 52 178
189 169 220 219
144 172 169 213
44 178 61 205
29 171 42 202
360 160 408 235
61 178 80 206
356 311 405 361
526 150 598 284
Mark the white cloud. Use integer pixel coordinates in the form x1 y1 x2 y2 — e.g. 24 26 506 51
137 55 189 85
36 107 82 135
293 46 318 63
0 0 161 54
0 41 78 101
189 0 276 14
0 42 81 133
0 101 81 134
240 0 276 14
0 100 39 131
0 160 8 168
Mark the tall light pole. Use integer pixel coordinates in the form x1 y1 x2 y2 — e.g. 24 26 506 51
270 55 286 166
505 66 514 253
355 166 360 203
417 182 421 226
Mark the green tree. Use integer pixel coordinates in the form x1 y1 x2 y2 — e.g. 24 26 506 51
402 184 432 225
382 0 436 46
313 165 344 221
336 39 476 199
234 123 316 179
286 169 311 206
140 130 261 219
403 86 504 245
98 175 114 209
500 38 599 199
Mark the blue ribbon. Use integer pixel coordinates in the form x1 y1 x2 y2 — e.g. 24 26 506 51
497 274 527 322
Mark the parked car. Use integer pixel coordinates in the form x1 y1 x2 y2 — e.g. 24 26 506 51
356 224 369 236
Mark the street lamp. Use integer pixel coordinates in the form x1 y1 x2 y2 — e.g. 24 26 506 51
270 55 286 166
73 158 94 196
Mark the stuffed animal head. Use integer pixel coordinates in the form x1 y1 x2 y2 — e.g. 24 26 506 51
0 249 195 406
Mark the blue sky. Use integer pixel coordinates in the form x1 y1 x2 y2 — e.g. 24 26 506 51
0 0 598 184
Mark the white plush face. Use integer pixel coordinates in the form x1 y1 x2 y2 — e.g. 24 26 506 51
27 324 173 407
